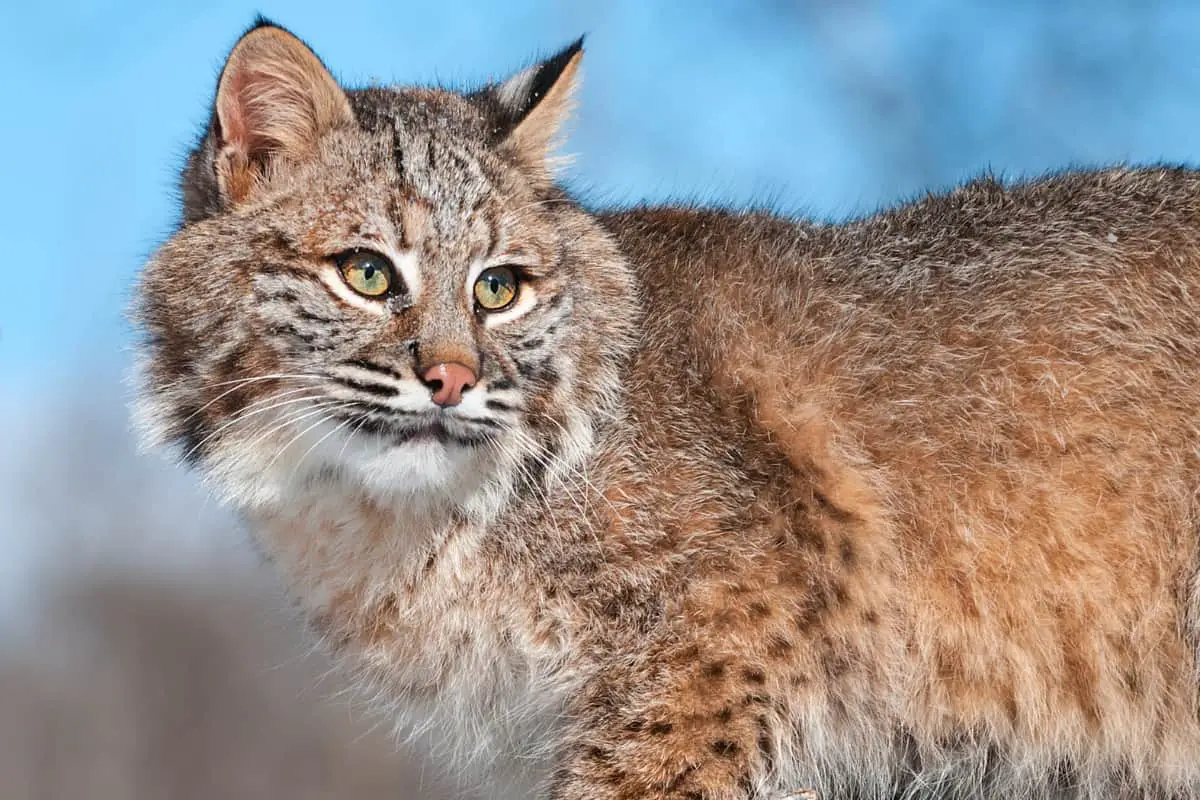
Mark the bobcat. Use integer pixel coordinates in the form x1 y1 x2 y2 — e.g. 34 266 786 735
133 19 1200 799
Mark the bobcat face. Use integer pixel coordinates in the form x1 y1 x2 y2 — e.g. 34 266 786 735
134 24 636 514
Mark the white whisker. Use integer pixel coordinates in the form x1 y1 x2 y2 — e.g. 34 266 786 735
180 390 326 463
264 403 354 473
179 372 327 423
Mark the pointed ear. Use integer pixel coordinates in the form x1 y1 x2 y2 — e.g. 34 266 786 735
211 20 353 205
490 38 584 174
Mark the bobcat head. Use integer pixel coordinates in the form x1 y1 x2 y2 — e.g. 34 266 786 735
133 20 637 518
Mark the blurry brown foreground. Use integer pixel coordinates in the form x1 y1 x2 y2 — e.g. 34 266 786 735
0 569 465 800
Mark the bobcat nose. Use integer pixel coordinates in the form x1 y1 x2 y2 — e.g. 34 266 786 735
421 362 477 407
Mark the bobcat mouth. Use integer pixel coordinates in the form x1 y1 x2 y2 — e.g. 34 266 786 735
336 411 494 447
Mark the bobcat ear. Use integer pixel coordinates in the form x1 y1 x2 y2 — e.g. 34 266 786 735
211 19 353 205
491 38 584 174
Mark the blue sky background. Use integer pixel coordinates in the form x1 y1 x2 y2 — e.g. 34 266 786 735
6 1 1200 388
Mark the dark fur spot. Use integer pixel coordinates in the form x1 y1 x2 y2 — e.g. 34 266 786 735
176 412 207 466
715 707 732 723
742 668 766 685
792 588 831 633
839 537 857 567
514 358 536 379
538 365 561 389
1003 691 1019 725
832 581 848 604
586 681 621 714
424 137 437 171
1122 666 1143 697
514 452 549 493
664 763 697 792
371 594 399 626
586 745 610 764
820 639 854 678
701 661 727 679
756 715 776 773
649 721 673 735
711 739 739 757
814 489 856 522
599 601 623 622
766 635 794 658
748 601 771 619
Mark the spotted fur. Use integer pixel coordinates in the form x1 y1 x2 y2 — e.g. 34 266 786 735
134 19 1200 799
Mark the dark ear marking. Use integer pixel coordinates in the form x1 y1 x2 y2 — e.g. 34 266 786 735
481 37 585 176
500 37 584 121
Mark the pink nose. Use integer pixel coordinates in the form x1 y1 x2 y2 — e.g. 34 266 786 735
422 362 477 407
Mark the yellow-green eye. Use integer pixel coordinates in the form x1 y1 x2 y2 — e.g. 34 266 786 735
338 251 393 297
474 266 518 311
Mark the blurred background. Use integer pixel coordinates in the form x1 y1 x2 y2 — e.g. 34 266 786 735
3 0 1200 797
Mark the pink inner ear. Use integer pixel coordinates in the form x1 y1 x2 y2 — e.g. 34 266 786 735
217 68 254 154
218 68 274 158
211 27 352 203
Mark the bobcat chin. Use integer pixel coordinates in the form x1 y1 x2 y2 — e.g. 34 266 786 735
134 18 1200 799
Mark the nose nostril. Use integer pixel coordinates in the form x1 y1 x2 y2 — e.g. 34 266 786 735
421 362 478 407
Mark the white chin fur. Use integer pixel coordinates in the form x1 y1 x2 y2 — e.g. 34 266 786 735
204 413 496 514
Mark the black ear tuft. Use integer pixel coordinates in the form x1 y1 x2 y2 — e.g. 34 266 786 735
250 13 278 30
507 37 584 121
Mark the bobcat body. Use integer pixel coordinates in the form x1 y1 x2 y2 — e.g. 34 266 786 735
134 20 1200 799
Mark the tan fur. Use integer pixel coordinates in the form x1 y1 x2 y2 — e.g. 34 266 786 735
134 21 1200 799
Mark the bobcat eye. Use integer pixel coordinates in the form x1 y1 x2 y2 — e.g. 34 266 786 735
474 266 518 311
337 250 394 297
